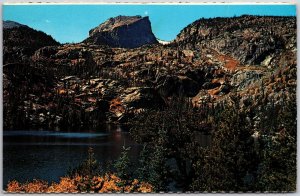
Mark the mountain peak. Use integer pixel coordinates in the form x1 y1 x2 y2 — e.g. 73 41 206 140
3 20 59 64
3 20 27 29
89 15 145 35
84 15 158 48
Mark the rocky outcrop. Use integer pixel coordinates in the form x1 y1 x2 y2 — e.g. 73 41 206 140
231 70 263 91
84 15 158 48
156 75 200 97
108 87 165 122
32 43 113 78
121 87 164 108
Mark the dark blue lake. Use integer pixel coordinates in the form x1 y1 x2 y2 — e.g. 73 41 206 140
3 125 141 188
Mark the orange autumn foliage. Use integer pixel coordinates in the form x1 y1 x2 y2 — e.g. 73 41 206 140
6 173 153 193
6 180 22 193
138 182 153 193
23 180 48 193
46 177 78 193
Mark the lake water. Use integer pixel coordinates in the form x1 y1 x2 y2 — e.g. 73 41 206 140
3 126 211 189
3 125 141 188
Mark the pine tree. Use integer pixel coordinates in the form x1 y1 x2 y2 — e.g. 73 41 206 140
114 146 131 180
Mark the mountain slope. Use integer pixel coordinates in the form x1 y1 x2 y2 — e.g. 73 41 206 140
3 15 297 130
175 15 296 66
3 20 60 64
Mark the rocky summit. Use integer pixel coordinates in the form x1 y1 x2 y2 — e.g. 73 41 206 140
84 15 158 48
3 15 296 130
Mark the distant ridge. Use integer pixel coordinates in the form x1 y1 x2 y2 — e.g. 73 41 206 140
3 20 59 64
3 20 26 29
175 15 296 65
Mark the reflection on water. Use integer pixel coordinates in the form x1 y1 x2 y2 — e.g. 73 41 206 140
4 131 109 138
3 125 140 187
3 125 212 189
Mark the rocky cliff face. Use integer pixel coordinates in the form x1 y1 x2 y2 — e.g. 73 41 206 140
84 15 158 48
3 20 59 64
175 15 296 66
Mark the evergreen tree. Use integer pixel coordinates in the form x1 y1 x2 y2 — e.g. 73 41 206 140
114 146 132 180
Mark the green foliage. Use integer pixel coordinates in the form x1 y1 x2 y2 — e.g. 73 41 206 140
68 147 102 177
257 133 296 191
114 146 132 180
131 96 208 191
192 92 296 192
256 93 296 192
131 92 296 192
191 102 259 191
136 144 170 192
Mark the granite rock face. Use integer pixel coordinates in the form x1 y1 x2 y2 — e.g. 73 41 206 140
84 15 158 48
175 15 296 66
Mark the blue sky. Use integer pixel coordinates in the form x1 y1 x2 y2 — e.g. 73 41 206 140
3 4 296 43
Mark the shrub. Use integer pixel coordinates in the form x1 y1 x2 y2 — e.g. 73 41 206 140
6 174 153 193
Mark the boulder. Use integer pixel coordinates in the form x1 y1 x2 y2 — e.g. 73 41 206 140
121 87 164 108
